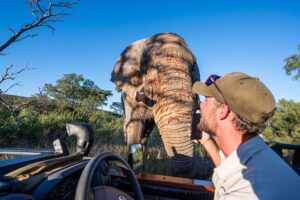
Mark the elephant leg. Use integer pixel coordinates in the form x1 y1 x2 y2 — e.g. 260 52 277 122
127 143 147 172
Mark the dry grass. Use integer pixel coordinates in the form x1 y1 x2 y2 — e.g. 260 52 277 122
87 129 214 177
0 126 214 178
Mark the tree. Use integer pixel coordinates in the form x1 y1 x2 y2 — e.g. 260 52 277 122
110 102 123 115
264 99 300 144
0 0 78 54
0 0 79 122
0 66 36 123
284 44 300 81
43 73 112 111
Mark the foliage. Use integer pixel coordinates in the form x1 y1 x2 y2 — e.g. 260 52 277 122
110 102 123 115
1 96 299 148
43 73 112 111
1 93 299 177
263 99 300 144
0 0 79 123
0 104 123 149
284 44 300 81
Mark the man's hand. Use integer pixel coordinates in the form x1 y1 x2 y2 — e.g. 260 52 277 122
187 129 221 167
187 129 211 145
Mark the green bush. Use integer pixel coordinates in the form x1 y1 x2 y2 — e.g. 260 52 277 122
263 99 300 144
1 97 299 176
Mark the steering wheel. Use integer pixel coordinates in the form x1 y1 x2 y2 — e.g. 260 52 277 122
75 152 144 200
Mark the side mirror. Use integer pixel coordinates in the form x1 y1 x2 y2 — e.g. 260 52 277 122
128 144 144 174
66 123 95 156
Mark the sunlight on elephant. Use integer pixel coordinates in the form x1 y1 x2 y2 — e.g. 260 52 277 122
111 32 211 179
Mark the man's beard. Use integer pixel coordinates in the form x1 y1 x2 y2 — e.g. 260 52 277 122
198 116 216 136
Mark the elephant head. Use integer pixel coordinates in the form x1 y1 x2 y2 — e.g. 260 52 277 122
111 33 209 179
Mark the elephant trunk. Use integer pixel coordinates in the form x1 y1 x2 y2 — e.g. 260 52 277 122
155 102 198 177
151 63 207 179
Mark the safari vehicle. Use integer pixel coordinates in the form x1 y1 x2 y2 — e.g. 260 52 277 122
0 123 299 200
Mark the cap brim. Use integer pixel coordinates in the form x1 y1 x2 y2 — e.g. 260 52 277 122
192 82 213 96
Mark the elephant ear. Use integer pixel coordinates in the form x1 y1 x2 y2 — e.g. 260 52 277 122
111 38 148 99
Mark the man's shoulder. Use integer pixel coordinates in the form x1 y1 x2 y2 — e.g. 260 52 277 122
236 136 267 164
244 140 300 190
214 136 300 200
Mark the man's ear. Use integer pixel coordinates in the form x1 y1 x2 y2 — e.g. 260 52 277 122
217 104 230 120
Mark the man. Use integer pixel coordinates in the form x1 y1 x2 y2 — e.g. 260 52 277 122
192 72 299 200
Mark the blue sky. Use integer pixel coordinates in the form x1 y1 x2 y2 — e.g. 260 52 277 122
0 0 299 110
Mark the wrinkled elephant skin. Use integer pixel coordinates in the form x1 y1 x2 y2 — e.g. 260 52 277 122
111 33 209 179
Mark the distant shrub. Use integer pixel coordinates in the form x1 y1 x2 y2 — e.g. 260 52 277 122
263 99 300 144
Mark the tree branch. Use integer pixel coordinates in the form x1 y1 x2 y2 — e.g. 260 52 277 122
0 94 37 124
14 34 39 42
0 65 31 85
0 0 79 53
1 82 22 94
14 100 37 112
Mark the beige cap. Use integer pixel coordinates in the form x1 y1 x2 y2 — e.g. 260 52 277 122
192 72 276 124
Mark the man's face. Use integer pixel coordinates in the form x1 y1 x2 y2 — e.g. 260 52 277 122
198 97 218 136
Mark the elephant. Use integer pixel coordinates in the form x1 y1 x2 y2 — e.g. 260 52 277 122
111 32 210 179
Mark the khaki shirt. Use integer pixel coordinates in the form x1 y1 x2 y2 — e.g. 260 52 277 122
212 136 300 200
